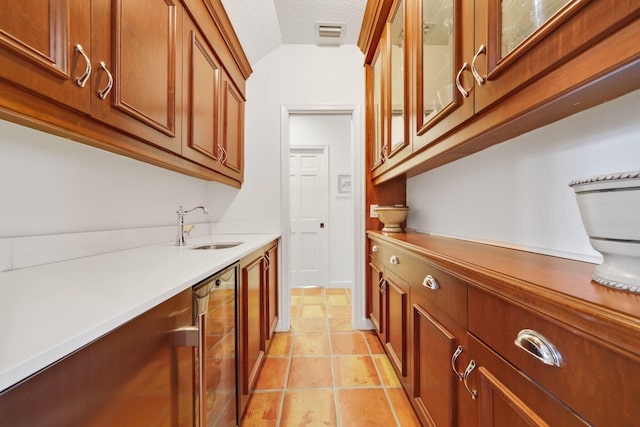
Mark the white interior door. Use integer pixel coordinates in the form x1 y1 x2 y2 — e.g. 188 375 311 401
289 147 328 287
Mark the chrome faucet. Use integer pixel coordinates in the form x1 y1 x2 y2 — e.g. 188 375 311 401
176 205 208 246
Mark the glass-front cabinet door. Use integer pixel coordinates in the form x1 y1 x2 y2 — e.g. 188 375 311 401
413 0 474 151
472 0 613 113
387 0 408 160
369 40 386 173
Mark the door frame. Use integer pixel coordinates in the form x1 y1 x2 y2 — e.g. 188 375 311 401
289 145 330 289
279 104 369 332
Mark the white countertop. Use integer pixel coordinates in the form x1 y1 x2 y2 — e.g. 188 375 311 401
0 233 279 393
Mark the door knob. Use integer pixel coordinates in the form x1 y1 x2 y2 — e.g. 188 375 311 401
320 223 325 228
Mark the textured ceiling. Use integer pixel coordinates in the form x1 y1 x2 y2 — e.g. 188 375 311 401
220 0 367 66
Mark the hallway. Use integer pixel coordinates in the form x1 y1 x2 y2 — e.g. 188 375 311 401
241 287 421 426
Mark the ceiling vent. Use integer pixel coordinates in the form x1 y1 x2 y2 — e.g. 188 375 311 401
315 22 346 45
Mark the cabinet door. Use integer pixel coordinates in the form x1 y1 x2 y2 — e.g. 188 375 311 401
0 0 92 113
413 0 475 152
264 242 279 346
217 70 244 183
0 290 194 426
182 11 221 169
368 40 387 176
473 0 640 113
91 0 182 154
411 297 457 427
239 253 265 414
368 262 385 337
384 273 408 377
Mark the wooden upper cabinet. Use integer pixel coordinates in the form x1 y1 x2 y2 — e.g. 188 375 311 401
0 0 92 113
413 0 474 152
182 11 221 169
91 0 182 154
218 70 244 183
473 0 640 113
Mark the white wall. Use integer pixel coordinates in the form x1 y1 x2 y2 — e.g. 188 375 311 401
207 44 365 231
406 89 640 263
290 114 354 288
0 120 211 271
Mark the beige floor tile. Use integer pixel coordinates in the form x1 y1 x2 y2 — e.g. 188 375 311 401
267 334 293 357
387 387 423 426
363 331 385 354
287 357 333 389
281 390 335 426
290 295 301 307
326 305 351 318
290 288 304 296
299 304 326 319
326 295 350 305
337 388 396 427
292 334 331 356
295 318 328 334
330 333 369 355
332 355 380 387
300 295 325 305
302 287 325 296
255 357 290 390
325 288 348 295
373 354 401 387
328 318 353 332
241 391 282 426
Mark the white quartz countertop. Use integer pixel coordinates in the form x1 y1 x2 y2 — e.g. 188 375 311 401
0 233 279 393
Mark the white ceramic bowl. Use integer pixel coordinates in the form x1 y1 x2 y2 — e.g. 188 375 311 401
375 206 409 233
569 171 640 293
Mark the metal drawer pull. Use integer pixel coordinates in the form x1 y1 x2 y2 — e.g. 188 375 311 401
422 275 440 290
372 245 379 253
451 345 464 381
471 44 486 85
463 360 478 399
98 61 113 100
75 44 91 87
390 255 399 265
515 329 562 367
455 63 471 98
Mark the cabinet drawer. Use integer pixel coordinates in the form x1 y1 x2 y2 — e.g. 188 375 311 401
468 287 640 426
387 249 467 327
369 239 388 266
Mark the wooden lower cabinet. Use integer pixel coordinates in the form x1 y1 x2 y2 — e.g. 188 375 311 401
264 241 279 349
384 271 409 379
0 289 194 427
239 249 265 416
368 261 385 337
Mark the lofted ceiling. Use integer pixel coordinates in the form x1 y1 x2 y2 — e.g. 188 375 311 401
220 0 368 66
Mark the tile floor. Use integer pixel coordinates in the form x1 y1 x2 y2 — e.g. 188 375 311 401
241 287 422 426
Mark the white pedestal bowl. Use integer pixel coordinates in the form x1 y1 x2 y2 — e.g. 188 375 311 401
375 206 409 233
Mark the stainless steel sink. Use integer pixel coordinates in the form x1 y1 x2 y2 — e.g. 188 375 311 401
189 242 242 250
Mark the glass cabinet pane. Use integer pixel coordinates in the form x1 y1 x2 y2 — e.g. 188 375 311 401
501 0 570 56
389 0 405 151
372 47 384 168
420 0 454 125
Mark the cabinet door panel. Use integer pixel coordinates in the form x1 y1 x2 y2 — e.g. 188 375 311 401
412 300 456 427
369 262 384 336
219 71 244 182
182 13 220 169
92 0 181 153
0 0 91 113
265 243 279 344
385 274 408 377
413 0 475 151
241 256 265 394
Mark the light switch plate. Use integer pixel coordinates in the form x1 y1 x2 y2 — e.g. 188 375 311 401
370 204 379 218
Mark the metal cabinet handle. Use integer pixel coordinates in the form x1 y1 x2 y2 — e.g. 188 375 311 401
515 329 562 367
98 61 113 100
389 255 399 265
217 145 228 164
171 326 199 347
471 45 486 85
372 245 379 253
451 345 464 381
263 254 270 272
462 360 478 399
455 63 471 98
217 144 224 162
196 312 206 424
75 44 91 88
422 275 439 290
380 143 388 163
378 277 386 294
